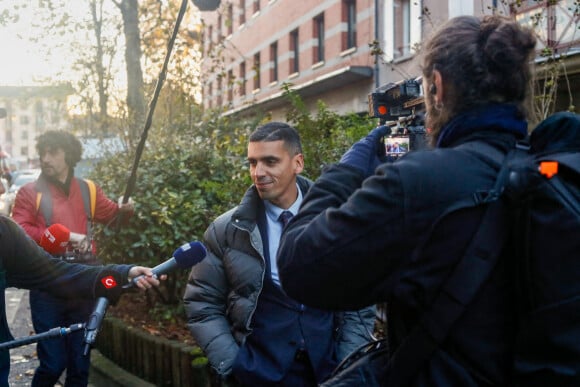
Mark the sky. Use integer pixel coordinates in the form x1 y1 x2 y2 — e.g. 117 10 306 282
0 4 47 85
0 1 84 86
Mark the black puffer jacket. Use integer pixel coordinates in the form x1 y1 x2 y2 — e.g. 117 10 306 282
278 128 522 386
183 176 376 376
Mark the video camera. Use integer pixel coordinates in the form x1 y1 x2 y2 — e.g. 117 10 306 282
368 77 428 158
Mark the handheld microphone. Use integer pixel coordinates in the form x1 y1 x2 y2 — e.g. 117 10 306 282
83 241 207 355
83 271 122 355
39 223 70 255
124 241 207 288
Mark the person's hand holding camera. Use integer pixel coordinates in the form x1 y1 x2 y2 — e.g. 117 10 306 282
339 125 391 177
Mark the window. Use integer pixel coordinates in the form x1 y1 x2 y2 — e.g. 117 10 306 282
253 0 260 14
394 0 410 56
270 42 278 83
239 0 246 25
20 146 28 157
239 61 246 96
208 25 214 52
208 82 213 108
21 130 28 140
20 116 29 125
513 0 579 52
253 52 261 90
290 29 299 74
227 70 234 102
384 0 422 60
343 0 357 50
217 77 223 106
314 14 325 63
217 14 222 40
227 4 233 36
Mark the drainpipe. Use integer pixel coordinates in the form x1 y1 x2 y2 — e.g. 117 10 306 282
374 0 380 88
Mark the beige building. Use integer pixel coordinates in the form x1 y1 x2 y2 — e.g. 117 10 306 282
197 0 579 120
0 85 73 170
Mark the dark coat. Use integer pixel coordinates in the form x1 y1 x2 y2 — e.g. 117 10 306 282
278 130 521 386
0 216 132 386
183 175 376 377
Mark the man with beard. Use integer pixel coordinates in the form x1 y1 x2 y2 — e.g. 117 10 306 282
12 130 135 387
277 15 537 386
183 122 376 386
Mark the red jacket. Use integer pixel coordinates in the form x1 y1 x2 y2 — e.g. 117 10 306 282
12 175 121 244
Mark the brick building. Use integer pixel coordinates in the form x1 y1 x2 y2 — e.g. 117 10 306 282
198 0 579 120
0 85 73 169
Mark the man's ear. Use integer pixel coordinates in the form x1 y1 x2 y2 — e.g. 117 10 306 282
294 153 304 175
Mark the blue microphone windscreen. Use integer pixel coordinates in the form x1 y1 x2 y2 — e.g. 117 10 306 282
172 241 207 268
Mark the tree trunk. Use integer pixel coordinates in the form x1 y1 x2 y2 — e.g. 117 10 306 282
118 0 146 147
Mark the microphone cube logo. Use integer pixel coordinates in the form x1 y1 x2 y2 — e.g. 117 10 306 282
44 228 56 243
101 276 118 289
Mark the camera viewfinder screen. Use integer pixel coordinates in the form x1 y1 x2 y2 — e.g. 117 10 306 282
385 137 409 158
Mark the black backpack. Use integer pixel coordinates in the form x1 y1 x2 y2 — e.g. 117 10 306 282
507 111 580 385
366 111 580 386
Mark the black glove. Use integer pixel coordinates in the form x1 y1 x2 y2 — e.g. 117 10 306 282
339 125 391 177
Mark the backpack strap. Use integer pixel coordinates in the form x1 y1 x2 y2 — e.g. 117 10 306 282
76 178 96 240
78 179 96 220
35 178 53 227
35 178 96 236
386 143 520 386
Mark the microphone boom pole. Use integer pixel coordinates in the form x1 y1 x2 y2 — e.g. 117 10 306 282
0 323 85 350
118 0 189 226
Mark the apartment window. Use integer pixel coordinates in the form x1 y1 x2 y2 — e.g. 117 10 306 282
217 77 223 106
239 0 246 25
239 61 246 96
394 0 410 56
20 146 28 157
384 0 421 60
227 70 234 102
290 29 299 74
208 25 213 52
21 130 28 140
513 0 579 51
253 52 261 90
227 4 233 36
270 42 278 83
20 115 29 125
217 14 222 40
207 82 213 108
343 0 357 50
253 0 260 14
314 14 325 63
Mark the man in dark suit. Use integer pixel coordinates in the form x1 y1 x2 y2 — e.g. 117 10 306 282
184 122 375 386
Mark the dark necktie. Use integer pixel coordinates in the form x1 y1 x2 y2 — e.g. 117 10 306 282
279 210 293 228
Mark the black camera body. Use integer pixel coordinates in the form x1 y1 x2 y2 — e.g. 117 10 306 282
368 77 428 157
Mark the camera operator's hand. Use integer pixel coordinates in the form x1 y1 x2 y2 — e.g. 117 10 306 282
339 125 391 177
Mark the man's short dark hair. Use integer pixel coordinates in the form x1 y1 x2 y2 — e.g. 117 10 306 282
36 130 82 168
249 122 302 155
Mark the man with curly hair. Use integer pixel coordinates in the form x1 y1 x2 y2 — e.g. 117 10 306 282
12 130 135 387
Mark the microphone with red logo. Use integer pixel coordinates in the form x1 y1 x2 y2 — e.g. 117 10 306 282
83 269 123 355
39 223 70 256
82 241 207 355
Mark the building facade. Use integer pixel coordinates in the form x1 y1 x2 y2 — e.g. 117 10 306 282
0 85 72 170
198 0 579 120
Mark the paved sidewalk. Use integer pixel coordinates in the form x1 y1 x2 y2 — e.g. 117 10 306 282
6 288 39 386
5 288 99 386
